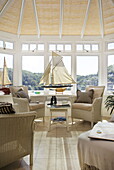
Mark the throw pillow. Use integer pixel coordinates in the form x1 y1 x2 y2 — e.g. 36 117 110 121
0 102 15 114
75 89 94 104
15 88 30 102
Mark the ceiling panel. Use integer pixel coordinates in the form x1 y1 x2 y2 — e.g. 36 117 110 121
0 0 114 37
21 0 37 35
84 0 101 36
102 0 114 35
63 0 88 35
36 0 60 35
0 0 22 34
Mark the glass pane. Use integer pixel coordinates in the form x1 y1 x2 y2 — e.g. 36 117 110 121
76 56 98 91
84 44 90 52
5 42 13 49
107 55 114 91
92 44 98 51
76 44 83 51
0 53 13 85
63 56 71 74
65 44 71 51
22 56 44 90
57 44 63 51
108 43 114 50
0 41 3 48
38 44 44 51
49 44 56 51
30 44 36 51
22 44 29 51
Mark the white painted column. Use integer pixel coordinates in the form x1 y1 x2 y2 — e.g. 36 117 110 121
13 38 22 86
99 40 107 90
71 42 76 94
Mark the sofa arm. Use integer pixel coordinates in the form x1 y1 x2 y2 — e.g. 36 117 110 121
13 97 30 112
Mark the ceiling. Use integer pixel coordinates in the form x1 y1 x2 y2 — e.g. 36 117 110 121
0 0 114 38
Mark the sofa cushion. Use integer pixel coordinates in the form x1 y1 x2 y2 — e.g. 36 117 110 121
72 103 92 111
75 89 94 104
29 103 45 111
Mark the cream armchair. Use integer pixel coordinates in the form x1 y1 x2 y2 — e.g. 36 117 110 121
0 111 36 168
10 86 45 121
72 86 105 127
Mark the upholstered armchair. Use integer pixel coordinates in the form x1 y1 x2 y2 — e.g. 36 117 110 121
10 86 45 121
72 86 105 127
0 111 36 168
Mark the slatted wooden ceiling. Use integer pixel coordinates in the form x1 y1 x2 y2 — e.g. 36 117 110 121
0 0 114 37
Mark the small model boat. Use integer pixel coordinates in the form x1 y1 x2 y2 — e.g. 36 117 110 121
0 57 12 95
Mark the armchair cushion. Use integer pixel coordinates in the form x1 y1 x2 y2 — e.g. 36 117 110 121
29 103 45 111
75 89 94 104
72 103 92 111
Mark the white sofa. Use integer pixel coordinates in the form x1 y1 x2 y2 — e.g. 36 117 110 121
0 111 36 168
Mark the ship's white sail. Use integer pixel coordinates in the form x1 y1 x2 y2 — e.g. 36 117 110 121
0 57 12 86
39 51 75 86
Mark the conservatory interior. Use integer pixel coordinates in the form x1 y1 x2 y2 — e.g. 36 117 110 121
0 0 114 170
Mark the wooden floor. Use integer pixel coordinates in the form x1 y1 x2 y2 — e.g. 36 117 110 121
1 117 92 170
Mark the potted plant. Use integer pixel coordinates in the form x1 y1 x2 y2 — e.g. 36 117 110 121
105 92 114 115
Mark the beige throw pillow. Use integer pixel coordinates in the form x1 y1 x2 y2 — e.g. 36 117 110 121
75 89 94 104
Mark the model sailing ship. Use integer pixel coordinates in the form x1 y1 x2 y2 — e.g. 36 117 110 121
39 51 76 92
0 57 11 94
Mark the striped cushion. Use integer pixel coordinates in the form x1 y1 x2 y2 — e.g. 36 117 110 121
0 102 15 114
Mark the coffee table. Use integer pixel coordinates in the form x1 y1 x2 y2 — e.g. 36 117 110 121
47 102 71 131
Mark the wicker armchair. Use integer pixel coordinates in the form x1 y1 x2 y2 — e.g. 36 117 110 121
72 86 105 127
10 86 45 121
0 111 36 168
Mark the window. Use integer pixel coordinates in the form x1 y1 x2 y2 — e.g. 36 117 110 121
76 44 83 51
63 56 71 74
22 44 29 51
84 44 90 52
76 56 98 90
92 44 99 51
49 44 56 51
76 43 99 52
5 42 13 49
108 43 114 50
38 44 44 51
0 53 13 84
57 44 63 51
22 56 44 90
107 55 114 91
65 44 71 51
30 44 36 51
